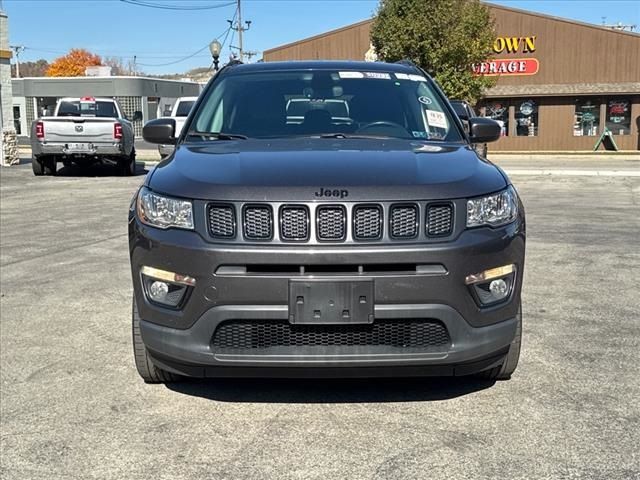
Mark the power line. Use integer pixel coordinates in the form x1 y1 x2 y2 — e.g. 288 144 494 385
120 0 234 11
136 26 232 67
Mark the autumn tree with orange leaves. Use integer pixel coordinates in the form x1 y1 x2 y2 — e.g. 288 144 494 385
46 49 103 77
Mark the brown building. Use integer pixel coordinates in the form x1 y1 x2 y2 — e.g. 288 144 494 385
263 3 640 152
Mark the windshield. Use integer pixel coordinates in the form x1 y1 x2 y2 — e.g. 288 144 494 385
189 70 463 141
175 100 195 117
57 101 119 118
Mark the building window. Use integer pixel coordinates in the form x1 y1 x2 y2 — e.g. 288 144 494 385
515 99 538 136
13 106 22 135
606 99 631 135
484 101 509 136
573 99 600 136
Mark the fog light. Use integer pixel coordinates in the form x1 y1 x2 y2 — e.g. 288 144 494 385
489 279 508 300
466 264 516 307
140 266 194 308
149 281 169 302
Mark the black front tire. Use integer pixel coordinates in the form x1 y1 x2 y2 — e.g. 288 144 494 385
132 299 181 383
476 303 522 381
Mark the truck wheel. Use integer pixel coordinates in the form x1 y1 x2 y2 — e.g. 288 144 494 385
33 156 56 176
132 299 181 383
32 156 45 176
120 149 136 176
476 303 522 381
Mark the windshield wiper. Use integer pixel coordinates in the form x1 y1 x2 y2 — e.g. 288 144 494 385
187 131 248 140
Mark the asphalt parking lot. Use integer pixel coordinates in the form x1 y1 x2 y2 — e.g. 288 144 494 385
1 157 639 479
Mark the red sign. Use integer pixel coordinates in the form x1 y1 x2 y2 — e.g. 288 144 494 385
472 58 539 76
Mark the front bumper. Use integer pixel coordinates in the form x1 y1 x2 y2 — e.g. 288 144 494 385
129 215 525 377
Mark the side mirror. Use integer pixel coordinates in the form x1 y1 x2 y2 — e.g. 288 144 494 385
143 118 177 145
468 117 501 143
132 111 143 122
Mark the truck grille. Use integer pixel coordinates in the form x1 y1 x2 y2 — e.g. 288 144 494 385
390 205 418 238
208 205 235 238
353 205 382 240
427 204 453 236
206 202 455 243
280 206 309 241
317 206 346 240
243 205 272 240
212 319 451 351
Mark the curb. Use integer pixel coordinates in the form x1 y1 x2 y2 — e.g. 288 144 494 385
504 169 640 177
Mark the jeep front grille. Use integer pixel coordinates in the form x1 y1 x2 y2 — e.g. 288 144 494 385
212 319 451 352
390 204 418 238
243 205 272 240
206 201 455 243
280 206 309 241
208 205 235 238
353 205 382 240
427 204 453 236
317 206 346 241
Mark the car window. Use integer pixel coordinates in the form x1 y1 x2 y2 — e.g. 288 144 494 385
191 70 463 141
175 101 195 117
57 101 118 118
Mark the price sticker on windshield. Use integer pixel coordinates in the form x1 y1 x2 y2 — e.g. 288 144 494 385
426 110 448 129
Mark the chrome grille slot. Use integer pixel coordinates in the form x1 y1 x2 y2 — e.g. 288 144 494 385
390 204 418 238
353 205 383 240
207 204 235 238
243 205 272 240
427 204 453 236
317 206 346 241
280 206 309 241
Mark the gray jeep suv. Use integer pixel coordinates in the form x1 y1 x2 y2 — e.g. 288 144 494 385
129 61 525 383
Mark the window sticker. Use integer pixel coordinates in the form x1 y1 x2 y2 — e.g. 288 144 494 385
426 110 448 129
418 96 432 105
395 73 427 82
363 72 391 80
412 131 428 138
339 71 364 79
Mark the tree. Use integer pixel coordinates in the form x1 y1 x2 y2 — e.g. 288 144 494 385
370 0 496 103
46 49 102 77
11 59 49 77
103 56 139 76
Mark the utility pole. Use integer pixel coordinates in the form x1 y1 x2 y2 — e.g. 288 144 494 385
10 45 25 77
228 0 251 62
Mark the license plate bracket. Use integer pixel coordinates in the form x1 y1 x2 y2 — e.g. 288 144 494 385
66 143 93 152
288 279 374 324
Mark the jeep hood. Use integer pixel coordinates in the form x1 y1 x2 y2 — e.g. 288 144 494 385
148 138 507 201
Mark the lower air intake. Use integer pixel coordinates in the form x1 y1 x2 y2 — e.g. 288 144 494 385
212 319 451 352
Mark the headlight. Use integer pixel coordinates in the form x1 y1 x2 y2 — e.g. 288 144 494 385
136 187 194 230
467 186 518 228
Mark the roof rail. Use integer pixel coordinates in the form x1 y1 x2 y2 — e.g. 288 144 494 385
394 59 419 68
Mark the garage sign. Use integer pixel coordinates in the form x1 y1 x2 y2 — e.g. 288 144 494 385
472 58 539 76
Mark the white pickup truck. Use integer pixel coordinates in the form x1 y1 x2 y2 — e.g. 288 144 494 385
157 96 198 158
30 97 141 176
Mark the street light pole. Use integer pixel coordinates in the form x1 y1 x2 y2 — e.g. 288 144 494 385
209 39 222 72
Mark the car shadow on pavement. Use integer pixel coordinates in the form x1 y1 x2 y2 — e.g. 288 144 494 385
55 162 148 177
166 376 496 403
